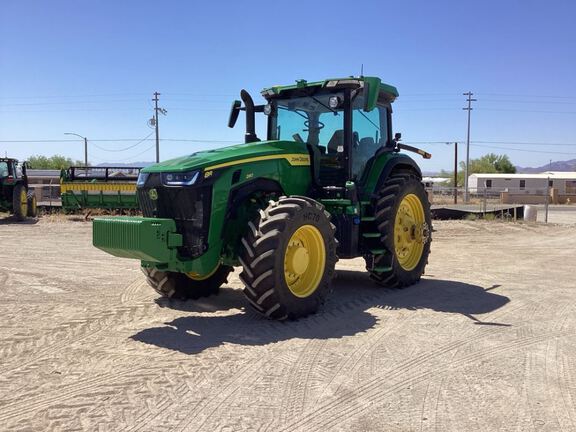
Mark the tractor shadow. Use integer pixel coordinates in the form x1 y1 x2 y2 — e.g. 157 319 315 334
335 270 510 325
153 287 247 314
0 215 39 225
131 271 510 355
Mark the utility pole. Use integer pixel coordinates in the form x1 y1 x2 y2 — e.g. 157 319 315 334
83 137 88 168
152 92 167 163
463 91 476 203
453 142 458 204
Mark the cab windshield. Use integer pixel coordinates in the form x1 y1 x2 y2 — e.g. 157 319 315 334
269 90 389 181
270 92 345 153
0 162 8 178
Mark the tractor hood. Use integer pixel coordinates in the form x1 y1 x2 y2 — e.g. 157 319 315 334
142 140 310 173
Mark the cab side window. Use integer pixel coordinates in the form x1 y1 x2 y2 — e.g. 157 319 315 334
352 106 388 179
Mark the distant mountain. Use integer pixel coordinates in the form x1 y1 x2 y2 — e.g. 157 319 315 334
516 159 576 174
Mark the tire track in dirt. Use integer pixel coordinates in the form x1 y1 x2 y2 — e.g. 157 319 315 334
0 270 9 291
1 356 195 429
413 288 561 432
526 302 576 432
121 277 153 304
0 369 138 423
123 317 294 432
173 356 271 432
124 294 375 432
308 305 409 407
276 292 391 424
279 339 329 423
273 287 575 432
265 278 554 431
307 280 549 420
276 326 576 432
0 278 153 375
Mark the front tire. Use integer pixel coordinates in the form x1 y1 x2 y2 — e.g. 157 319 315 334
368 173 431 288
27 191 38 217
142 265 232 300
239 196 338 320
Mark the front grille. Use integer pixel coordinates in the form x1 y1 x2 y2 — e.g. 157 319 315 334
137 174 211 258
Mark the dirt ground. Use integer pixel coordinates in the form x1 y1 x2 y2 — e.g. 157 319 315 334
0 215 575 431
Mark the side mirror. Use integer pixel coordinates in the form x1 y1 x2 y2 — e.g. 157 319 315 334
228 100 241 128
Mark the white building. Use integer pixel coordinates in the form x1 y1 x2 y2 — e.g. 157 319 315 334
469 172 576 194
468 172 576 204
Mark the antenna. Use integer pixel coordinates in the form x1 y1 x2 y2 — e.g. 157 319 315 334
360 64 364 77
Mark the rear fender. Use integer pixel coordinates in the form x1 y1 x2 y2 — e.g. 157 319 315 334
361 153 422 199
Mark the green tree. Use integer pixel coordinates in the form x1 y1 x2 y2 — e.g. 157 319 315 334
27 154 85 169
457 153 516 185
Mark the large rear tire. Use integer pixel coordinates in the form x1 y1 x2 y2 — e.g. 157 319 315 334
142 264 232 300
12 184 28 221
367 173 431 288
239 196 338 320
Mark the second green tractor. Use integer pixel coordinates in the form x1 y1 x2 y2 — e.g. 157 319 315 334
94 76 432 320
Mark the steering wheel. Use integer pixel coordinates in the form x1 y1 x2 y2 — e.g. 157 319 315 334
303 120 325 132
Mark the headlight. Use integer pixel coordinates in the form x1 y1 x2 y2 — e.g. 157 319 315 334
137 172 149 187
263 103 273 115
161 170 200 186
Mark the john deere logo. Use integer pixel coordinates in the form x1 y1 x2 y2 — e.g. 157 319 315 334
148 188 158 200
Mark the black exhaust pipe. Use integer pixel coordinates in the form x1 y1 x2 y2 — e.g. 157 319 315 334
240 89 258 143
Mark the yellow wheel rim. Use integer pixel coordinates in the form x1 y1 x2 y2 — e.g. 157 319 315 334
394 194 426 271
20 189 28 216
186 264 219 281
284 225 326 298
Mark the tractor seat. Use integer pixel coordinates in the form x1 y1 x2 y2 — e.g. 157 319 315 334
327 130 344 154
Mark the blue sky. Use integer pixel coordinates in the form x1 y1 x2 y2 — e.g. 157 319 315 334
1 0 575 172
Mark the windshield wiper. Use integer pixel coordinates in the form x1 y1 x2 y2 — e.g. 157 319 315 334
308 95 338 115
278 106 308 120
356 109 380 131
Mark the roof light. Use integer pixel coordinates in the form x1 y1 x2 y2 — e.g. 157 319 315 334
329 96 342 109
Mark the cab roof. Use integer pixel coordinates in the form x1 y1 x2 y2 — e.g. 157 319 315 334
261 76 399 111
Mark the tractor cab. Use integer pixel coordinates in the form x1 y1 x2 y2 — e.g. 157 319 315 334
228 77 402 201
0 158 23 182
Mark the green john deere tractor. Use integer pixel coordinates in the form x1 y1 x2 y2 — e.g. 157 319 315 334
93 76 432 319
0 158 38 221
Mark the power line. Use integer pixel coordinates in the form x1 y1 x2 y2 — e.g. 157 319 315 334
471 143 576 155
476 93 576 100
472 140 576 146
91 132 155 152
0 92 149 100
118 144 156 162
0 108 149 113
0 99 148 107
0 138 237 143
478 99 576 105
